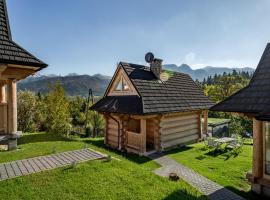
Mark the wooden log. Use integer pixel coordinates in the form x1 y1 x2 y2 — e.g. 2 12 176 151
7 79 17 134
107 135 118 143
161 114 197 124
252 118 263 178
108 123 119 130
162 111 197 118
161 134 199 149
198 112 202 138
160 118 198 129
161 128 198 142
0 85 6 103
203 110 208 135
161 124 198 135
140 119 146 154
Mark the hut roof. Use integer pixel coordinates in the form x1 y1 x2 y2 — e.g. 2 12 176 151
91 62 213 115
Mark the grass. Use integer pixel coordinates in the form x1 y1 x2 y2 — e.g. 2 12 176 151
167 139 263 200
0 132 207 200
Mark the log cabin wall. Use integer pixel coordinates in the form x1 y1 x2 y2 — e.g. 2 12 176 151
105 114 121 149
159 111 201 150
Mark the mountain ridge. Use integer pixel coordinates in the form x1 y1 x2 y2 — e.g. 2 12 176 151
163 64 254 80
18 64 255 96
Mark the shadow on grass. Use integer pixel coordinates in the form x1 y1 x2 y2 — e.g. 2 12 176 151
225 186 267 200
84 139 152 164
204 148 242 161
18 133 73 145
164 189 207 200
165 146 194 155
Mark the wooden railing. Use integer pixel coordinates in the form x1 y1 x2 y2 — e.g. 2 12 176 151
126 131 142 151
0 103 7 133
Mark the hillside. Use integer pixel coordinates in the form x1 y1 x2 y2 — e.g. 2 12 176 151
18 74 111 97
163 64 254 81
18 65 254 96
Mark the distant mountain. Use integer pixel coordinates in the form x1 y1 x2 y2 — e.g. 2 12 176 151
163 64 255 81
18 64 255 96
18 74 111 97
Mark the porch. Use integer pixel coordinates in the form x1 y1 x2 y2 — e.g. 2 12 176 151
0 79 19 150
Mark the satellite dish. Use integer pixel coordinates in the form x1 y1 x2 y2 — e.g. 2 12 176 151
145 52 154 63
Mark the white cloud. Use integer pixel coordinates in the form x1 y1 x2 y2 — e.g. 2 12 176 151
184 52 196 63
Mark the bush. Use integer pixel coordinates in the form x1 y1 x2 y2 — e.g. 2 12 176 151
18 91 39 132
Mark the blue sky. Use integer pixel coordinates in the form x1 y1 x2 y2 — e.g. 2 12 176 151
7 0 270 76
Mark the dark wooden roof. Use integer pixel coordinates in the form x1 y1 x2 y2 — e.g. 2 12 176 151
92 62 213 115
91 96 143 114
211 43 270 116
0 0 47 68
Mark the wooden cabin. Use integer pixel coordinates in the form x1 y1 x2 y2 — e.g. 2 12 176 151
0 0 47 150
91 55 213 155
211 43 270 197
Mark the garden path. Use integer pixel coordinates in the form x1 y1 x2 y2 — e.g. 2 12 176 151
148 152 245 200
0 149 106 181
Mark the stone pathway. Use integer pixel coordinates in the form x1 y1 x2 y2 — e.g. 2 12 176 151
148 153 245 200
0 149 106 181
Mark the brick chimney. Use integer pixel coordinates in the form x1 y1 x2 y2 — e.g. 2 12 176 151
150 58 163 79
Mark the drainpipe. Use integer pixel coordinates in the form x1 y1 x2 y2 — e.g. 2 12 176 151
108 114 121 150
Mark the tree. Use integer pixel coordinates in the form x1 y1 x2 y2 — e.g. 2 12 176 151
87 110 105 137
17 91 39 132
44 83 71 135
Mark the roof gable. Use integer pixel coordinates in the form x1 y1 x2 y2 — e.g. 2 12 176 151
105 65 139 96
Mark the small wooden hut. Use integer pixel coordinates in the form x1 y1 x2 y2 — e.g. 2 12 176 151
91 55 213 155
211 43 270 197
0 0 47 150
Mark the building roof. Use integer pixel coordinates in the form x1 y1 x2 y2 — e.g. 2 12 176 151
0 0 47 68
91 62 213 115
211 43 270 117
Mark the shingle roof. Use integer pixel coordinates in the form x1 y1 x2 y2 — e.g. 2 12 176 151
211 43 270 115
91 96 143 114
0 0 47 68
91 62 213 115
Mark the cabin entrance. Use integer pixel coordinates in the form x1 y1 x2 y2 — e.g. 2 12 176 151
146 119 155 151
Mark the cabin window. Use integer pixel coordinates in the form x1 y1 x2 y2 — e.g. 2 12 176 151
265 122 270 175
115 79 123 91
126 118 140 133
114 77 130 92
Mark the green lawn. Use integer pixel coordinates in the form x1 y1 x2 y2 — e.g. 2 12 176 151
167 140 262 200
0 132 206 200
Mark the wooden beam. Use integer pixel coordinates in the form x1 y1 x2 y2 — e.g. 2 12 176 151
0 65 7 75
198 112 202 138
1 67 35 80
0 85 6 103
252 118 263 179
203 110 208 135
140 119 146 154
7 79 17 134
